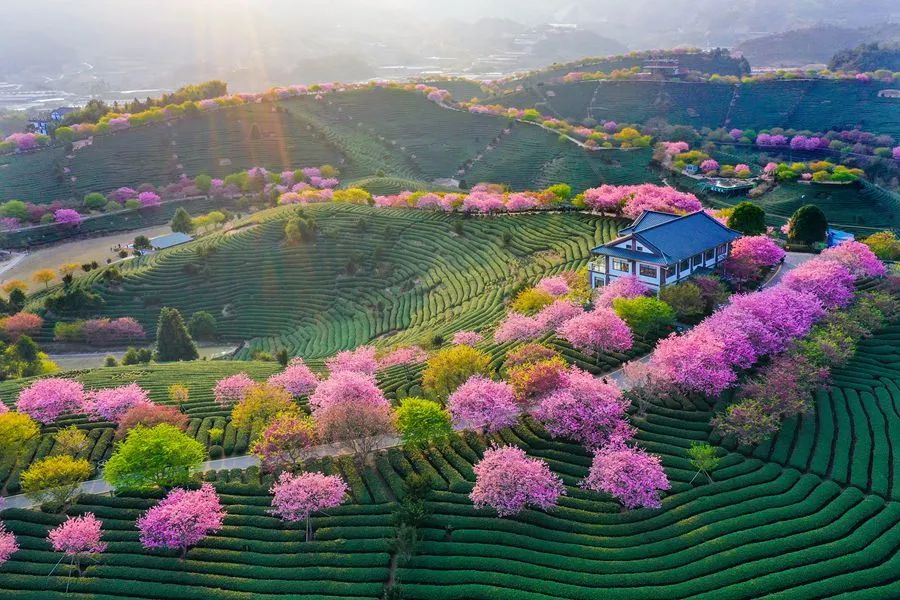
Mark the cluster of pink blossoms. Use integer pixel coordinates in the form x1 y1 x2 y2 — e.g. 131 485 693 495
16 378 86 424
451 331 483 346
307 370 389 416
136 484 225 554
470 445 566 517
494 300 584 344
582 184 702 219
213 373 256 407
84 383 153 422
818 240 886 278
729 236 786 268
582 446 671 509
534 368 633 449
377 346 428 369
594 276 651 307
535 275 570 297
374 185 558 214
447 375 519 433
267 359 319 396
556 308 634 356
48 513 107 556
325 346 378 376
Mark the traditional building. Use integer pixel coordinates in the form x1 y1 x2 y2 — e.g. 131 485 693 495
588 210 741 291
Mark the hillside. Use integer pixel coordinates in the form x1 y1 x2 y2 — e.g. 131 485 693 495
30 204 630 360
496 79 900 137
0 320 896 598
736 24 900 67
0 89 645 209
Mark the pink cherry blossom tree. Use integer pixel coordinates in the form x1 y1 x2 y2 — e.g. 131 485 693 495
16 378 86 424
452 331 483 346
494 313 544 344
819 240 886 278
536 275 570 297
594 276 650 307
447 375 519 433
213 373 255 407
582 446 670 509
267 359 319 397
556 308 633 362
730 236 786 268
54 209 82 227
307 370 389 416
534 368 633 449
251 413 317 473
47 513 107 576
325 345 378 375
470 445 565 517
269 471 348 540
377 346 428 370
84 383 152 422
782 260 855 309
0 523 18 566
137 483 225 558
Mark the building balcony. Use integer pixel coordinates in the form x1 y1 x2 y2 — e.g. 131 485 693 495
588 261 606 274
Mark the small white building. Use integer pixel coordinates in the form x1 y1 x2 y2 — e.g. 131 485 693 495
588 210 742 292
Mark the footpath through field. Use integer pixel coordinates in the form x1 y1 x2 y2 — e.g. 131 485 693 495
4 253 813 510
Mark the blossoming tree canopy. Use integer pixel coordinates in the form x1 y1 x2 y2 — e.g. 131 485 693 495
782 260 855 309
377 346 428 369
451 331 483 346
85 383 152 422
16 378 86 424
470 445 565 517
213 373 256 407
582 445 670 509
267 359 319 396
325 345 378 375
137 483 225 557
447 375 519 433
535 368 633 449
581 184 702 218
0 524 18 565
48 512 107 569
269 471 348 528
729 236 786 268
594 276 651 307
308 370 389 416
819 240 886 278
556 308 634 356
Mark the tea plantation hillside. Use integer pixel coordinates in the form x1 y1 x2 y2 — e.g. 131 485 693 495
498 79 900 137
0 89 649 207
1 320 896 599
32 204 627 359
0 104 348 204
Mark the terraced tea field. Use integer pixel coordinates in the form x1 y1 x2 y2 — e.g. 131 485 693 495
2 319 897 598
0 361 282 494
497 79 900 136
31 204 628 359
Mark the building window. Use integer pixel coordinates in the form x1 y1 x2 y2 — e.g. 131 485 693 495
717 244 727 255
611 259 630 273
692 254 703 267
679 259 689 273
639 264 657 278
704 249 715 261
663 266 675 279
636 244 645 252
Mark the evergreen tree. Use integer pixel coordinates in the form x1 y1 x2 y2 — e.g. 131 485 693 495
170 207 194 234
789 204 828 245
727 201 766 235
155 307 199 362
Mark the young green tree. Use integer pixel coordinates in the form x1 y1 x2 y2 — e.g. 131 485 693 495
53 426 91 457
194 174 213 194
133 235 153 251
83 192 108 211
155 307 199 362
659 282 706 322
21 455 92 511
726 201 766 235
687 442 720 484
394 398 453 448
789 204 828 245
104 423 205 491
612 296 676 339
187 311 217 340
170 207 194 234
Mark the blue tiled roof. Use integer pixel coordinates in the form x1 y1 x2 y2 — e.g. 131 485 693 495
591 246 669 265
150 232 193 250
593 211 741 263
618 210 680 235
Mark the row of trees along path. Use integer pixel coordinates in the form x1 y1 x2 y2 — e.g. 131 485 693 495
3 253 812 510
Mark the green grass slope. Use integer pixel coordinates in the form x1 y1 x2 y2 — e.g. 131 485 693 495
34 204 625 359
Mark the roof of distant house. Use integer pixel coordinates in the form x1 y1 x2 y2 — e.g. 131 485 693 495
149 232 193 250
593 210 741 264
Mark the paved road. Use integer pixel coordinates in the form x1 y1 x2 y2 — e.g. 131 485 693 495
3 436 400 510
